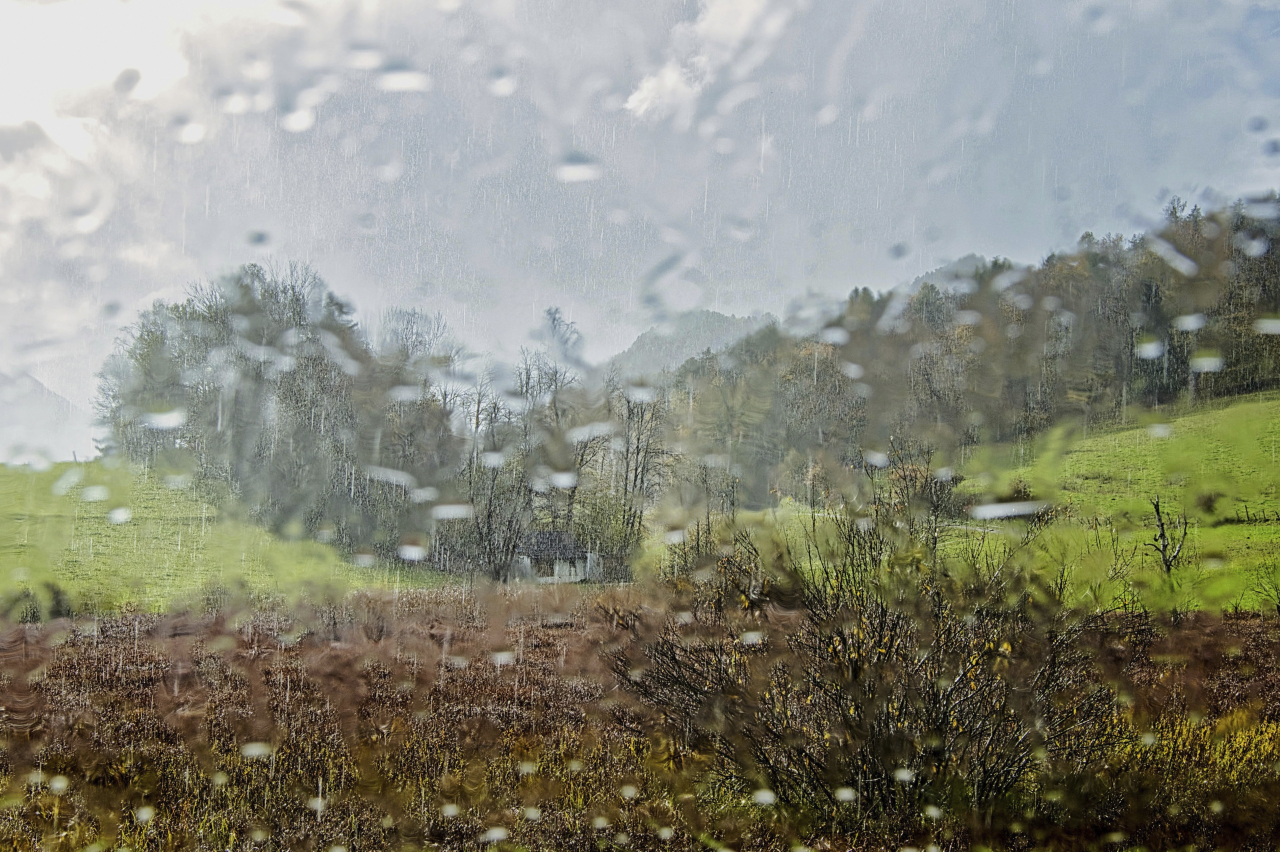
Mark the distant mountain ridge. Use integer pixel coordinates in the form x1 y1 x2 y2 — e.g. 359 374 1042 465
0 372 97 464
610 310 774 381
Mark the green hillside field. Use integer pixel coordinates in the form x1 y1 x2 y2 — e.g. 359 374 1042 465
0 459 446 615
692 393 1280 614
965 391 1280 610
3 392 1277 616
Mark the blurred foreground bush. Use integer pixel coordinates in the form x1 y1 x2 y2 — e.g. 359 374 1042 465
2 582 1280 849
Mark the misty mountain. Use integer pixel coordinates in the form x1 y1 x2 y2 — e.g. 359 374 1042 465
0 372 97 465
610 310 774 381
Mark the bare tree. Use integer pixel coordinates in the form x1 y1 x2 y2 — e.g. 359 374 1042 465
1146 495 1189 575
614 513 1128 834
1250 559 1280 618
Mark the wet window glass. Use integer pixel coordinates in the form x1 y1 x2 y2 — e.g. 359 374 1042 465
1 1 1279 848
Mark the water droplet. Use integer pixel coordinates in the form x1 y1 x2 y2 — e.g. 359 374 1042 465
52 467 83 496
346 44 383 70
889 242 910 259
716 82 760 115
1234 232 1270 257
271 0 311 27
143 409 187 430
176 121 206 145
134 805 155 824
107 507 132 524
489 70 517 97
241 742 273 759
218 90 251 114
1136 339 1164 359
1190 353 1224 373
397 544 426 561
114 68 140 95
864 451 889 468
970 501 1044 520
280 109 315 133
819 327 849 345
1173 313 1206 332
81 486 109 503
624 385 656 403
242 57 272 81
1254 317 1280 334
377 69 432 93
555 152 602 183
1243 200 1280 221
752 789 776 805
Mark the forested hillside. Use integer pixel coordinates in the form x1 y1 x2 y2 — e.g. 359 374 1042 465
94 199 1280 581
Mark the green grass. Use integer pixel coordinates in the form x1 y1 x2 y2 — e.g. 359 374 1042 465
7 393 1276 615
0 460 452 614
965 392 1280 609
696 393 1280 612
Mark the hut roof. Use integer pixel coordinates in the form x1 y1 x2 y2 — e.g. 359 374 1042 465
516 531 587 560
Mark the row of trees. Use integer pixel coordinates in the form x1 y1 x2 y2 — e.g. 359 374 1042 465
96 264 670 579
658 195 1280 511
97 197 1280 576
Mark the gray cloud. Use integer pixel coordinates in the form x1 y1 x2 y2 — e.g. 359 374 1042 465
2 0 1278 437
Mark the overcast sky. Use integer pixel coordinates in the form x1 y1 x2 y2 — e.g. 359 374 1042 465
2 0 1279 426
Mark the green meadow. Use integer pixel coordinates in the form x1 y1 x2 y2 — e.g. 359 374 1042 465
965 391 1280 609
696 393 1280 613
0 459 446 615
3 393 1277 615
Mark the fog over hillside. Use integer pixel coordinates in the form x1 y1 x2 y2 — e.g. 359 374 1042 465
0 373 97 465
2 0 1279 428
610 310 773 381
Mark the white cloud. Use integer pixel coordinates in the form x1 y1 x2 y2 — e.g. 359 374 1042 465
625 62 702 119
626 0 797 123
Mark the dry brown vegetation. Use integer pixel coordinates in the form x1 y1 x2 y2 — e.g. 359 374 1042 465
3 577 1280 851
0 587 690 852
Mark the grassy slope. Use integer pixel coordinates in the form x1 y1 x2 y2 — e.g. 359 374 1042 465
0 460 444 613
976 392 1280 608
684 394 1280 611
5 394 1275 613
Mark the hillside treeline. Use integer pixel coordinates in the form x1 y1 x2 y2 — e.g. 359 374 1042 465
97 198 1280 569
96 263 664 578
